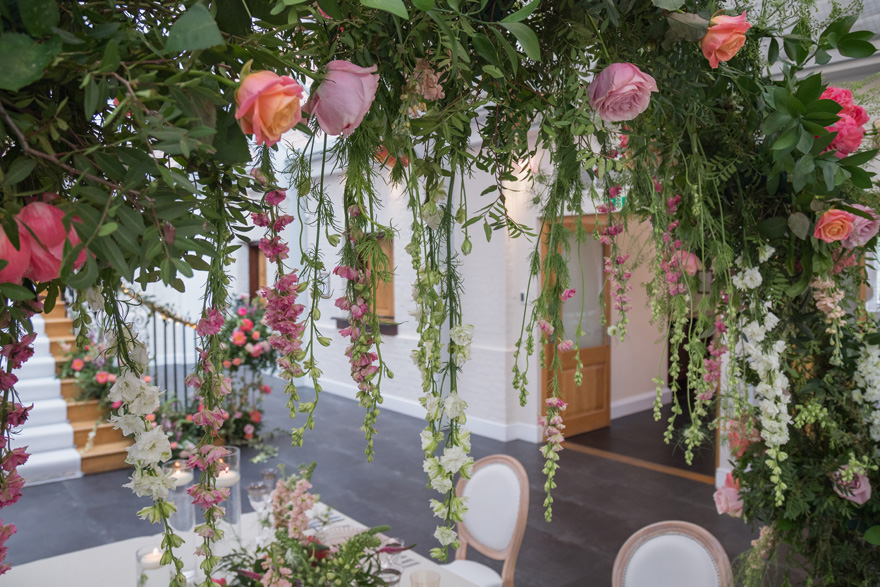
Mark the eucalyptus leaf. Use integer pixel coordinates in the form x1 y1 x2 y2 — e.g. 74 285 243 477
165 4 226 54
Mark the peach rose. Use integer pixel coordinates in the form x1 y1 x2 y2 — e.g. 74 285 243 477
814 209 855 243
235 71 304 147
701 12 751 69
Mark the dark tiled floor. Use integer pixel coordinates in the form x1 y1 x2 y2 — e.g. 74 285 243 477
6 379 756 586
568 403 717 477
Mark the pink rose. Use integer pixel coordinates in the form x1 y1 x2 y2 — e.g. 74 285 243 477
243 424 255 436
674 250 702 277
827 114 865 158
701 12 752 69
235 71 304 147
821 87 870 125
0 222 31 284
833 465 872 505
95 371 109 384
713 473 743 517
587 63 658 122
814 209 855 243
304 60 379 136
249 410 262 424
842 204 880 248
237 307 248 317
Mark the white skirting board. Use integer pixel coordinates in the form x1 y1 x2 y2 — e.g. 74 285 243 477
317 378 543 443
609 387 672 420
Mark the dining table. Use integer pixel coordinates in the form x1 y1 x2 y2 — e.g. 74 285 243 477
5 503 479 586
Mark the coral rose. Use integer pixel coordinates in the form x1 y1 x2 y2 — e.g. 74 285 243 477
235 71 304 147
701 12 751 69
842 204 880 248
587 63 658 122
814 209 855 243
0 222 31 284
304 60 379 136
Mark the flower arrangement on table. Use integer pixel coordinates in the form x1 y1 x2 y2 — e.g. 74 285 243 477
219 297 277 376
154 398 267 460
57 333 121 404
218 466 393 587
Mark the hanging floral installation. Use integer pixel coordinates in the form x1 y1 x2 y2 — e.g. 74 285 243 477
0 0 879 584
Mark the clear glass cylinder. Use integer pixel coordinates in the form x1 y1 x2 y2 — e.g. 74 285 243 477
162 460 195 532
135 546 167 587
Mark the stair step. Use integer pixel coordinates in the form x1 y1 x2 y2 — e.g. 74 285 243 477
67 400 108 423
23 398 68 427
45 301 68 319
73 421 124 447
18 448 82 486
60 378 79 400
43 316 74 338
49 335 77 360
15 356 57 380
10 422 74 454
81 440 132 475
14 376 61 403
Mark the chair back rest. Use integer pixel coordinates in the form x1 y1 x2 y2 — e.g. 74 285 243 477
612 521 733 587
456 454 529 561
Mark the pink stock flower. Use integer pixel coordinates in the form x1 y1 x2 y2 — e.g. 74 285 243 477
814 209 855 243
184 373 203 389
537 319 555 337
5 403 32 428
1 448 29 472
235 71 304 147
1 333 36 370
560 289 576 301
833 465 872 505
557 340 574 352
546 397 568 410
0 471 25 507
192 408 226 432
187 484 229 509
251 212 270 228
304 60 379 136
0 222 32 284
713 473 743 517
273 215 294 232
0 373 17 392
259 236 289 262
266 190 286 206
197 308 226 337
701 12 751 69
333 265 358 281
587 63 658 122
842 204 880 248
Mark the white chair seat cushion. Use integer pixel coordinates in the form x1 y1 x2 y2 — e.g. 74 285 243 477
443 559 503 587
623 533 721 587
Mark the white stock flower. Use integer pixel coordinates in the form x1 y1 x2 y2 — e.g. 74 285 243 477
84 287 104 312
125 427 171 466
439 445 472 475
420 429 435 451
434 526 458 547
108 370 144 404
741 267 763 289
430 499 448 519
443 393 467 420
452 345 472 367
450 324 474 346
742 321 765 343
757 243 775 263
429 475 453 494
128 382 160 416
129 340 149 371
423 395 441 421
109 413 144 437
123 467 176 501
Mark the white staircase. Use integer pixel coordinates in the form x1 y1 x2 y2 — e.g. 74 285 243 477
10 315 82 485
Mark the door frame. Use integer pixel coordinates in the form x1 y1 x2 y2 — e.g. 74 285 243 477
540 213 612 433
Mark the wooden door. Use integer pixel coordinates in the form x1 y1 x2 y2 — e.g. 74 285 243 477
541 215 611 436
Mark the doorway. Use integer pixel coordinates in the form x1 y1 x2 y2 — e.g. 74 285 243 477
541 214 611 437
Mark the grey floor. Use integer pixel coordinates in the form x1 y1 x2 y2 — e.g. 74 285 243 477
6 379 757 586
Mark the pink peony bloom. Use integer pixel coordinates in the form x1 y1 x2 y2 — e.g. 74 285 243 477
0 222 32 284
196 308 226 337
814 209 855 243
560 289 576 301
304 61 379 136
701 12 751 69
833 465 872 505
266 190 286 206
587 63 658 122
842 204 880 248
827 114 865 158
239 318 254 332
237 307 248 317
235 71 304 147
713 473 743 517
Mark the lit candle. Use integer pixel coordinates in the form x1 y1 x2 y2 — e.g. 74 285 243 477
216 466 240 488
169 466 193 488
139 547 162 570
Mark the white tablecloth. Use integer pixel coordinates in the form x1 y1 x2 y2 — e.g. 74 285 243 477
6 506 478 586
